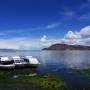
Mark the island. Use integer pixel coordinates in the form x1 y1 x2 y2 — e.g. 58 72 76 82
43 44 90 50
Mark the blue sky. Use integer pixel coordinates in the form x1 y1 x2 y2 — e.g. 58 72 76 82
0 0 90 49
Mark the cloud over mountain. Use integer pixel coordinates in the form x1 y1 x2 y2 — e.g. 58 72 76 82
65 31 81 40
80 26 90 36
0 26 90 50
62 25 90 46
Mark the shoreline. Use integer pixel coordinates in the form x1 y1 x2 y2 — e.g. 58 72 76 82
0 68 90 90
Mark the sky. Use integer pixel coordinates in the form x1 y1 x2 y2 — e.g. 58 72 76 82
0 0 90 49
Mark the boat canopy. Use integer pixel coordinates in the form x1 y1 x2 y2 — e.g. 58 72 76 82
26 56 33 58
0 57 10 61
12 56 21 60
25 56 40 64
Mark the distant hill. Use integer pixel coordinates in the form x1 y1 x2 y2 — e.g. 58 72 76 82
0 49 17 52
0 49 38 51
42 44 90 50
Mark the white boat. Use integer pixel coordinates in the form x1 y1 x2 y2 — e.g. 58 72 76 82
0 56 15 69
25 56 40 66
0 56 40 68
12 56 28 67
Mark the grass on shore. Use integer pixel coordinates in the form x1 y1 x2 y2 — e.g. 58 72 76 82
0 68 70 90
15 76 70 90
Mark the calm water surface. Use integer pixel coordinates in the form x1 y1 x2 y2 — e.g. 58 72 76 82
0 50 90 69
0 50 90 89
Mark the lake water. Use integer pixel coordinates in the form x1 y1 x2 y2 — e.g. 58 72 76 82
0 50 90 89
0 50 90 68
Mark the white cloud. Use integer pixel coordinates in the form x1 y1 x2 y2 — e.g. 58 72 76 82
61 38 86 45
40 35 48 43
40 35 62 47
0 38 30 49
34 26 90 47
65 31 81 40
62 25 90 46
1 35 59 50
62 31 82 45
0 38 41 50
35 26 90 49
0 25 90 50
84 38 90 45
40 35 52 47
80 26 90 36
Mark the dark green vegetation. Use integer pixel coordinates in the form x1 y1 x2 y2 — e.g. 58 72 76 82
69 68 90 77
82 68 90 76
0 68 90 90
15 76 70 90
0 68 70 90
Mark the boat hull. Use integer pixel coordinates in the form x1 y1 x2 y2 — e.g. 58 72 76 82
14 63 28 68
0 64 15 69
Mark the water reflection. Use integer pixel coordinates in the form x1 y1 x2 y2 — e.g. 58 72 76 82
40 51 90 69
0 50 90 69
0 50 90 89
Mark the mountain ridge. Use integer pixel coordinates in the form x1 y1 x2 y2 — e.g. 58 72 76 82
42 44 90 50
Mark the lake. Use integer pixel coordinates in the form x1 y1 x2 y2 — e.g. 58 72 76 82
0 50 90 89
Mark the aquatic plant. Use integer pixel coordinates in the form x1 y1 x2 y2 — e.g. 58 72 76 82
16 76 70 90
0 69 70 90
83 68 90 76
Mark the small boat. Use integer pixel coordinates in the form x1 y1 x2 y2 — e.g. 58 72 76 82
0 56 40 69
12 56 28 67
0 56 15 69
25 56 40 67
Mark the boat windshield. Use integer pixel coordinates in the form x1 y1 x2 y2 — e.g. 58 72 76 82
14 60 20 63
14 59 25 63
